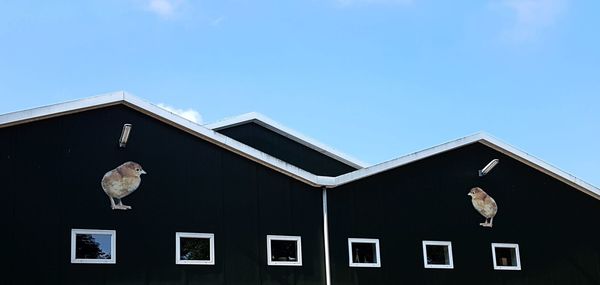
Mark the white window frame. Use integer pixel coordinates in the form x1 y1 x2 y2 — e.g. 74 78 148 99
422 240 454 269
491 243 521 270
175 232 215 265
71 229 116 264
267 235 302 266
348 238 381 268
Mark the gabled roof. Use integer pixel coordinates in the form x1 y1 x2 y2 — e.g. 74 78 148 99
205 112 367 169
331 133 600 202
0 91 333 186
1 92 599 201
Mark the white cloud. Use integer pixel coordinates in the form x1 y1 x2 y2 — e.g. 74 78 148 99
146 0 181 18
210 16 225 27
499 0 567 41
336 0 413 7
157 103 202 123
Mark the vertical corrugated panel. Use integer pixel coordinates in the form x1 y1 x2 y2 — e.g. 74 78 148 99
328 143 600 285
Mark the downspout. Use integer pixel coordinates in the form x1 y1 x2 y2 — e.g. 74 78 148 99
322 187 331 285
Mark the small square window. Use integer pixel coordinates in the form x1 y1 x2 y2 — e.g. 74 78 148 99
422 240 454 269
348 238 381 267
176 232 215 265
267 235 302 266
71 229 116 264
492 243 521 270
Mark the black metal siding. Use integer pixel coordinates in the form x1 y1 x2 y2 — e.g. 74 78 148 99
0 105 325 285
328 143 600 285
2 104 599 285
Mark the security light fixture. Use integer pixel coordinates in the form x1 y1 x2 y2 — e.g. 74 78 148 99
479 159 499 176
119 124 132 148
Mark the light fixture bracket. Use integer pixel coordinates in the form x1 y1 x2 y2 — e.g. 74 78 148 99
479 159 499 176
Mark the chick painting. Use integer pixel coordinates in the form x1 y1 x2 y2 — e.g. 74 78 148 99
468 187 498 228
101 161 147 210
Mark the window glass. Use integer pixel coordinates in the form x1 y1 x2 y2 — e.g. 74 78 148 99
495 247 517 266
176 233 215 265
425 244 449 265
71 229 115 264
351 242 376 264
270 240 298 262
75 233 112 259
180 237 211 261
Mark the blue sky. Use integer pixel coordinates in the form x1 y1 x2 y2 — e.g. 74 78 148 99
1 0 598 187
91 234 113 258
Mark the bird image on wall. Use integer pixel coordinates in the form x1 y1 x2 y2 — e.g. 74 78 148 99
101 161 147 210
468 187 498 228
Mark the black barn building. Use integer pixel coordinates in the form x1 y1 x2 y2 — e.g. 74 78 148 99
0 92 598 285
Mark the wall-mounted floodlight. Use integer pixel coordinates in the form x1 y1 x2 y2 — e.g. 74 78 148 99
479 159 499 176
119 124 132 148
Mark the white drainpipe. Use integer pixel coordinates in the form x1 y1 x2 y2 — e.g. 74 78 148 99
322 187 331 285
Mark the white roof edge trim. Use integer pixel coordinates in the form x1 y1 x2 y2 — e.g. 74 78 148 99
0 91 328 187
332 133 485 186
330 132 600 201
121 94 331 187
1 93 598 201
205 112 368 169
477 134 600 201
0 91 126 127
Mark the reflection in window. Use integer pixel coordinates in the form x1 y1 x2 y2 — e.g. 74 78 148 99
71 229 116 264
422 240 454 269
348 238 381 267
76 234 112 259
176 232 215 265
180 237 210 260
267 235 302 266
